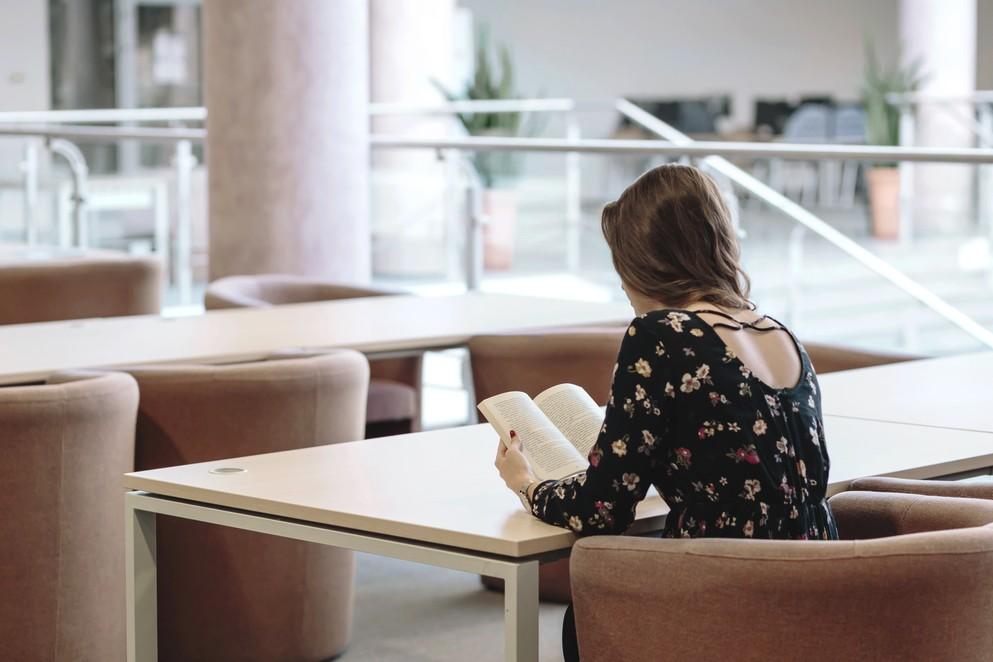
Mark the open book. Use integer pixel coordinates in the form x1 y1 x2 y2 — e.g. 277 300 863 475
478 383 603 485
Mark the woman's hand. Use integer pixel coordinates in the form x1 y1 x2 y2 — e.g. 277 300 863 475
495 430 537 494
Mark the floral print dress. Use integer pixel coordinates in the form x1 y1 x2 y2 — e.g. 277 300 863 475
530 309 838 541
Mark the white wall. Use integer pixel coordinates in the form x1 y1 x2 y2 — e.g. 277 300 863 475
458 0 901 134
0 0 49 111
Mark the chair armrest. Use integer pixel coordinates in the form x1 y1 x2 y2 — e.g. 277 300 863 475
849 476 993 500
829 490 993 539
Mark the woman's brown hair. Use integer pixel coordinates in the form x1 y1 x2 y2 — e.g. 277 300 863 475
601 163 751 310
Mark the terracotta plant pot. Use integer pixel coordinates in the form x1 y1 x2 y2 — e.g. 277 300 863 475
482 188 517 270
866 167 900 240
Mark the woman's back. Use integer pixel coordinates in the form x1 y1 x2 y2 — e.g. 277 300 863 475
643 308 833 539
529 309 837 541
696 307 802 390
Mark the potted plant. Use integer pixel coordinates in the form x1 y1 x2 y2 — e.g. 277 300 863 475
861 41 925 239
436 26 528 270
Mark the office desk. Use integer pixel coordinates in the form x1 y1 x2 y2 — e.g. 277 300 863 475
0 293 632 385
0 243 130 264
123 423 667 662
819 352 993 433
123 414 993 661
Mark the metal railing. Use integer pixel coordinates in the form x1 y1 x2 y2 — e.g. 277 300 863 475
6 124 993 163
2 99 993 348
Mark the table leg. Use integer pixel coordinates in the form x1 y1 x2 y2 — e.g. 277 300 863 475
126 498 158 662
503 560 540 662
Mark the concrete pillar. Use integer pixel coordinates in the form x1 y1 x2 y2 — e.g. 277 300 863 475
370 0 456 157
900 0 977 233
369 0 457 276
204 0 370 282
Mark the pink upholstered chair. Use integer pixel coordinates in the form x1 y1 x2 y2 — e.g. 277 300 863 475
204 273 420 438
0 372 139 662
467 329 926 603
802 341 924 374
468 328 627 603
848 475 993 500
0 255 162 324
116 350 369 662
570 491 993 662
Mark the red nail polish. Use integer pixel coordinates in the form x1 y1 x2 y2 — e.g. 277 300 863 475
510 430 517 437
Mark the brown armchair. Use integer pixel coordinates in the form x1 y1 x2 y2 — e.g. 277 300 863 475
848 475 993 500
571 491 993 662
205 273 420 438
466 329 926 604
111 350 369 662
468 327 627 603
0 255 162 324
0 372 139 661
468 327 626 407
802 341 924 374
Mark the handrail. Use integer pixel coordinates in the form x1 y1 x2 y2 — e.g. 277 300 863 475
0 107 206 124
887 91 993 106
370 135 993 164
369 98 588 115
0 125 206 142
3 124 993 164
1 94 988 124
613 98 993 350
0 99 597 125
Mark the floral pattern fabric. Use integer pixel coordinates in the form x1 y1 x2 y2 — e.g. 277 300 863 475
530 309 838 541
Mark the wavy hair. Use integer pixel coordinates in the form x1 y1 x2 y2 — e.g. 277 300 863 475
601 164 751 310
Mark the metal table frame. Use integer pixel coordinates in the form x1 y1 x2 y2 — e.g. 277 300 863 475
125 491 566 662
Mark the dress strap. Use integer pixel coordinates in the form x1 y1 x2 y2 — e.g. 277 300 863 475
691 308 783 333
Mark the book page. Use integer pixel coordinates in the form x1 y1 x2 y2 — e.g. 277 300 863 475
533 383 604 458
477 391 588 480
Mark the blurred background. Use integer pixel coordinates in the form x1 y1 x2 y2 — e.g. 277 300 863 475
2 0 993 424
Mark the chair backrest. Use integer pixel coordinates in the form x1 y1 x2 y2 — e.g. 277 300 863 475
833 104 867 143
849 475 993 500
829 490 993 539
468 327 627 405
0 256 162 324
572 497 993 662
204 273 395 309
0 372 139 661
116 350 369 661
802 341 924 374
122 350 369 469
781 104 832 143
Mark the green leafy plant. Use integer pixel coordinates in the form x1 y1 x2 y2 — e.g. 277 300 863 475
434 25 530 187
861 39 926 149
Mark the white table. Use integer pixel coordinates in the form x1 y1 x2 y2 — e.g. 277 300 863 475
122 414 993 661
819 352 993 434
0 293 632 385
0 243 132 265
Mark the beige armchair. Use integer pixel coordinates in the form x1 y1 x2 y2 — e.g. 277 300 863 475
468 327 627 603
0 255 162 324
466 329 926 603
468 328 627 406
0 372 139 662
205 273 420 438
802 341 924 374
117 350 369 662
571 491 993 662
848 475 993 500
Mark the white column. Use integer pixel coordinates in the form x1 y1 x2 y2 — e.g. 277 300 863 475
204 0 370 282
369 0 457 276
900 0 977 233
370 0 456 158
